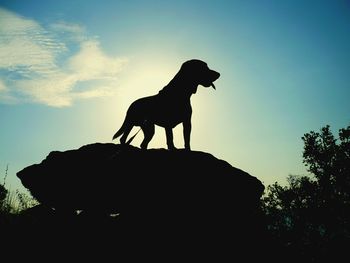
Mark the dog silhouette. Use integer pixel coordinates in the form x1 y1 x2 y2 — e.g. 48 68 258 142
112 59 220 150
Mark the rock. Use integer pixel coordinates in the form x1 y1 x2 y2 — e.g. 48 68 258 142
16 143 267 258
18 143 264 211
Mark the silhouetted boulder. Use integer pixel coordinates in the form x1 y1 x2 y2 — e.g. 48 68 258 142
16 143 268 258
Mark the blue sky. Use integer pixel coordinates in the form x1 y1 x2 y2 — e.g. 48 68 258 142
1 0 349 192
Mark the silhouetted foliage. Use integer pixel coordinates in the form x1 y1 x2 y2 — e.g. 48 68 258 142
0 165 8 210
0 183 7 207
1 165 38 215
262 124 350 262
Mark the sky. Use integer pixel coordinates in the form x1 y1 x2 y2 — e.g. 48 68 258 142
0 0 349 193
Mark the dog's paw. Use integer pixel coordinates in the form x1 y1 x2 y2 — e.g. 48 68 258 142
184 144 191 151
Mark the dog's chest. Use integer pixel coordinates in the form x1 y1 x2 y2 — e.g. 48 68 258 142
154 98 192 127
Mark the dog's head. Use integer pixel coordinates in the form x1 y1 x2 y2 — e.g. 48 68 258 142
180 59 220 93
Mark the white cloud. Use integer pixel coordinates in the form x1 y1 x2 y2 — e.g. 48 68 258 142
0 8 64 75
0 79 16 103
50 21 87 42
0 7 127 107
50 21 85 34
0 79 6 92
15 73 74 107
69 40 126 81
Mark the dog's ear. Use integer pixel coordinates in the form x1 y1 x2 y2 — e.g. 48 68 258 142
179 61 192 74
174 62 193 83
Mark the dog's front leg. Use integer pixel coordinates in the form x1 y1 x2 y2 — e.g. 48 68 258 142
165 127 176 150
183 119 191 151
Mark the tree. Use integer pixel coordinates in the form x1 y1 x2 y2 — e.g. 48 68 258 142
302 125 350 202
262 124 350 262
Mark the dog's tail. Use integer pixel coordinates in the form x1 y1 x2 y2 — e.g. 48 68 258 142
112 122 125 140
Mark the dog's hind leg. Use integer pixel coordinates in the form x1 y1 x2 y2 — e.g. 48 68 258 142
140 123 155 150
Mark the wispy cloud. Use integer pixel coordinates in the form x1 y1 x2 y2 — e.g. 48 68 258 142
69 40 125 82
0 79 16 103
50 21 87 42
0 79 6 92
0 8 63 76
0 7 126 107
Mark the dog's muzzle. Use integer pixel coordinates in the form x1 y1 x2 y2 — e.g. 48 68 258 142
210 70 220 90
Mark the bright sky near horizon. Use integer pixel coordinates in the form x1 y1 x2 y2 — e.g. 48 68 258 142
0 0 349 193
